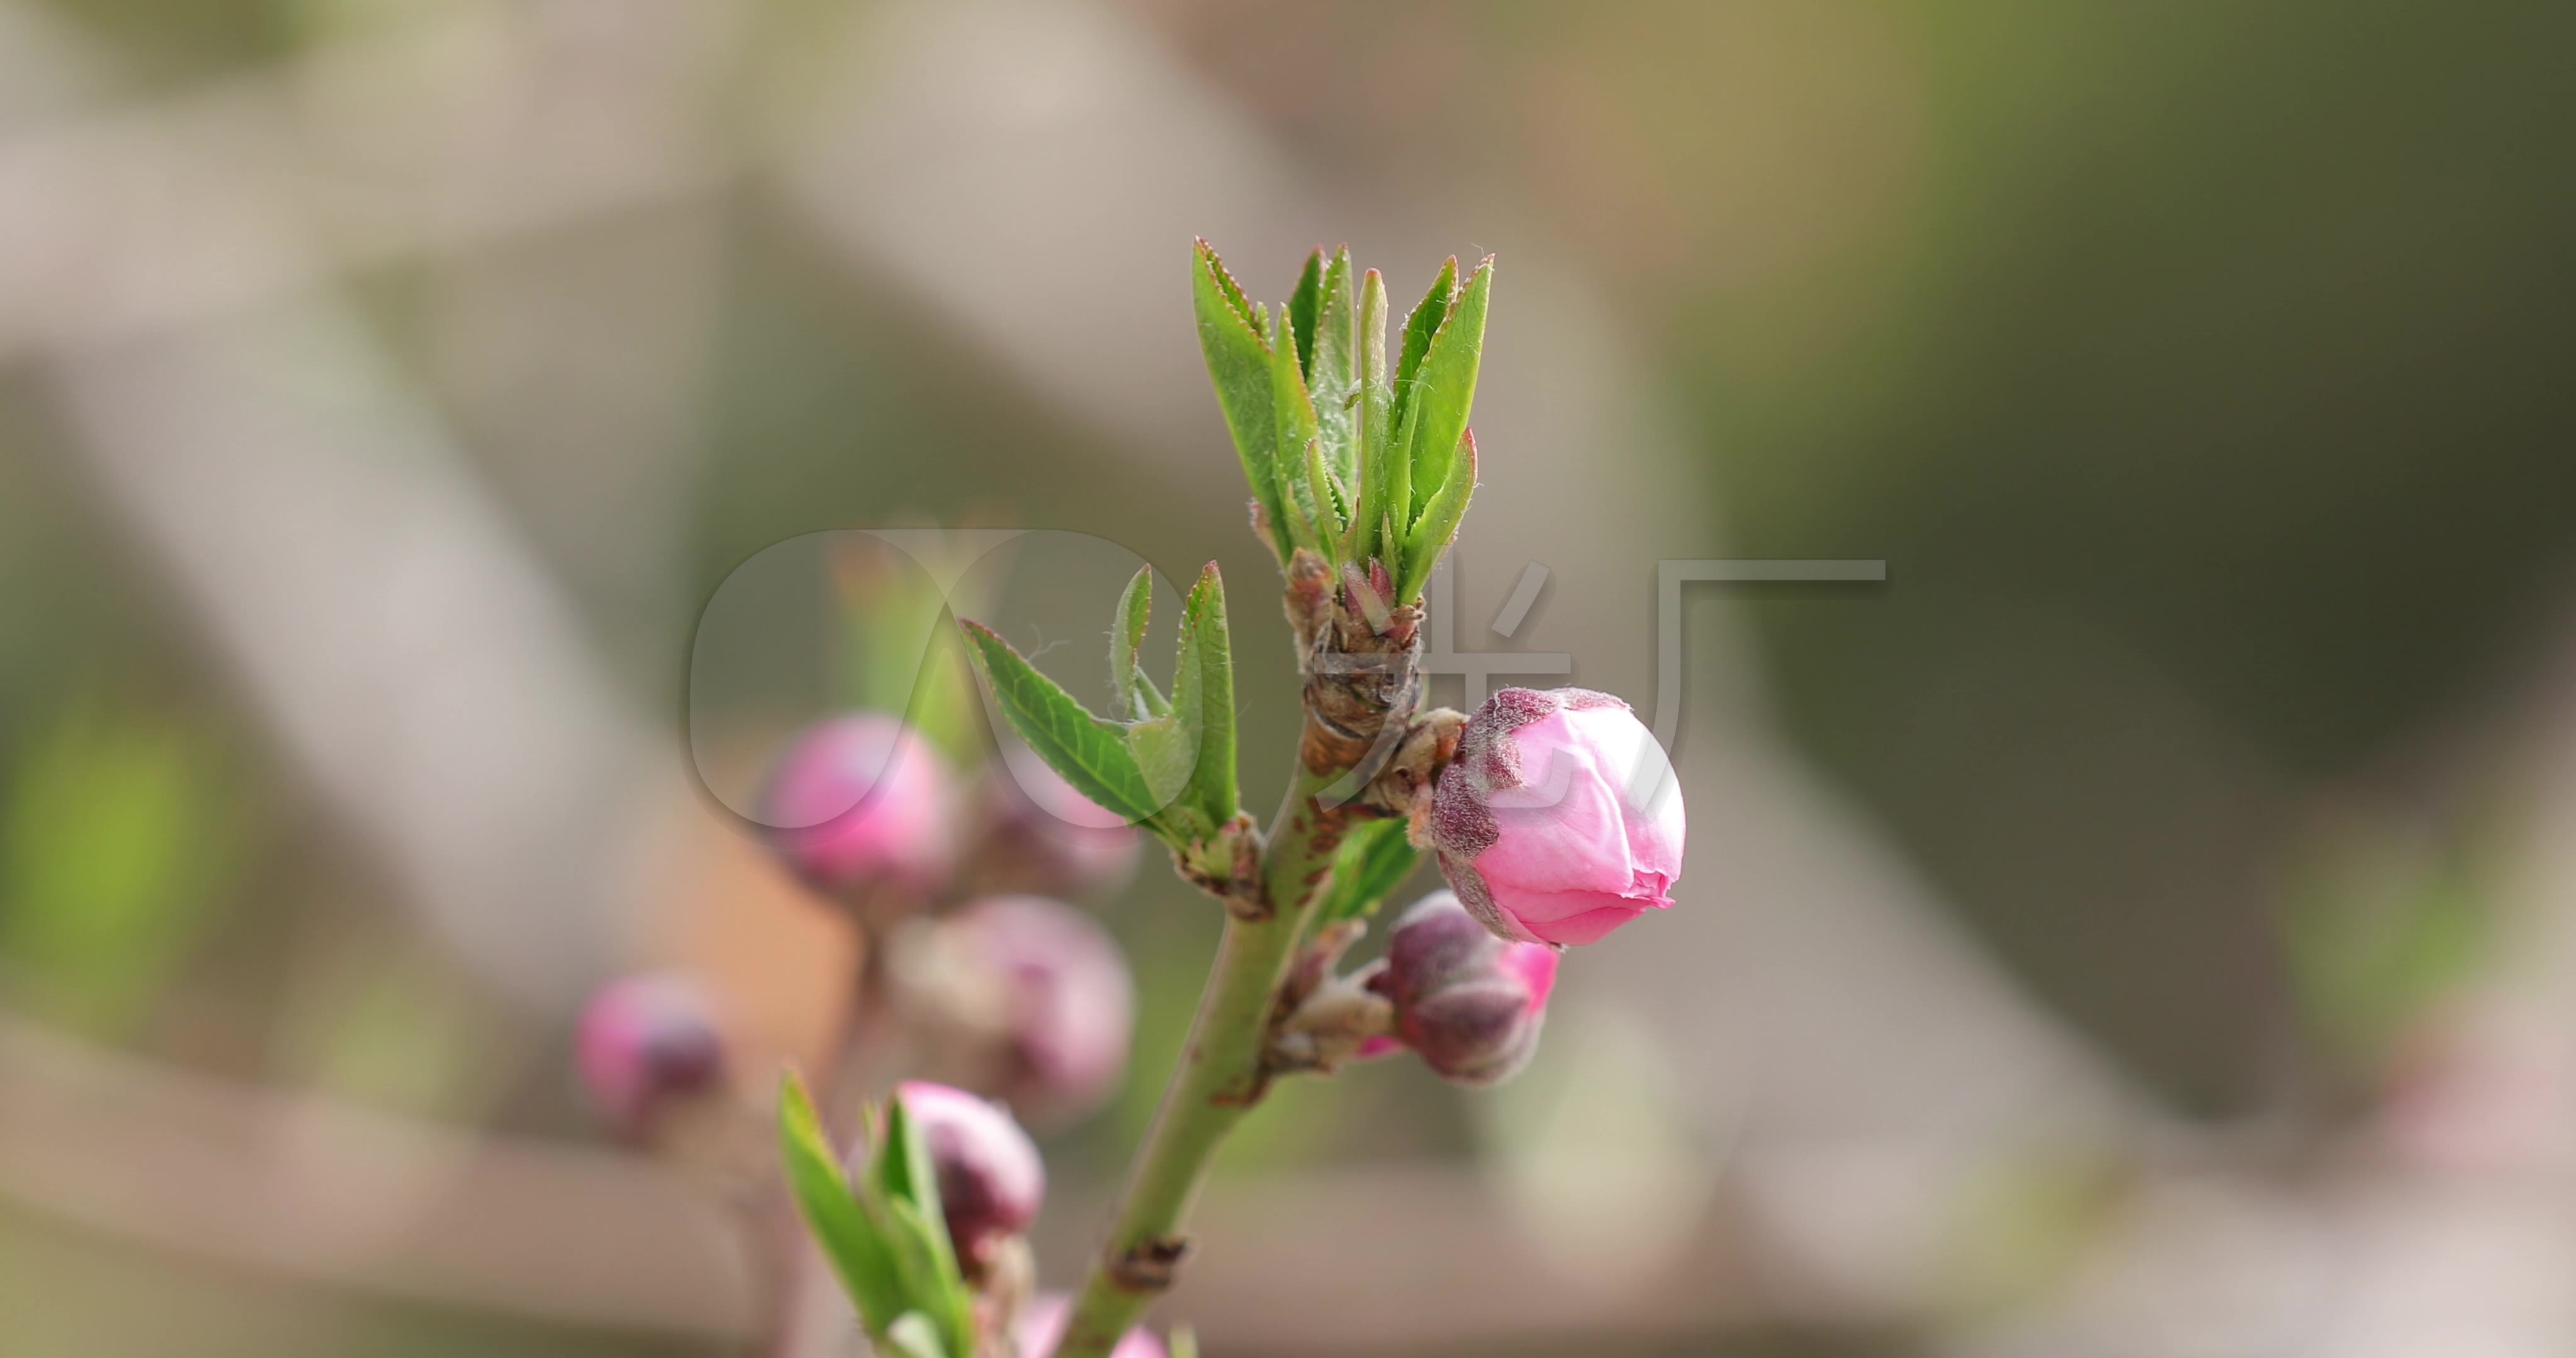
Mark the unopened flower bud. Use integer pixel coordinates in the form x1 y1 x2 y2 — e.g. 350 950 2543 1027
1368 892 1559 1086
914 895 1136 1127
1428 687 1684 947
762 714 955 909
575 973 729 1141
1016 1293 1166 1358
957 754 1142 899
894 1081 1046 1272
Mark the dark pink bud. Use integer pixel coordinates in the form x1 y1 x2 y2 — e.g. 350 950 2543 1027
762 714 955 906
1368 891 1560 1086
1016 1293 1166 1358
575 973 728 1140
1428 687 1684 947
896 1081 1046 1270
924 895 1136 1127
957 754 1143 899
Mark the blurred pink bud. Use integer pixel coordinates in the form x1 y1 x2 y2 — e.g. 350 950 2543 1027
1428 687 1684 947
762 714 955 907
1016 1293 1166 1358
933 895 1136 1126
1367 891 1559 1086
896 1081 1046 1270
957 752 1143 899
575 973 728 1140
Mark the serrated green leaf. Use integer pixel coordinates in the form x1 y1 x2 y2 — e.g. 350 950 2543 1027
1311 248 1360 490
1109 566 1167 720
1270 309 1336 555
1194 240 1289 565
779 1073 906 1335
1286 246 1324 382
1397 428 1478 604
1397 255 1491 524
1173 563 1240 829
1348 267 1396 566
1320 817 1422 924
960 621 1162 824
1391 256 1458 444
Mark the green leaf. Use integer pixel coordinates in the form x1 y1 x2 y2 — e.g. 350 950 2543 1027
1109 566 1167 720
882 1313 948 1358
1319 817 1422 924
1169 1326 1199 1358
1194 240 1288 564
1270 309 1336 555
1311 248 1360 490
1172 563 1240 830
1396 255 1492 524
1286 246 1324 382
778 1073 906 1334
1396 428 1478 604
960 620 1162 824
1348 267 1396 566
880 1196 974 1356
1391 256 1458 446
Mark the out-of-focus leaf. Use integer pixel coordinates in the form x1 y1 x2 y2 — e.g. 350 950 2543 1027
1193 240 1287 564
1 704 240 1035
1169 1325 1200 1358
1397 429 1479 604
1108 566 1167 720
960 621 1160 825
1319 817 1421 924
2280 822 2491 1071
882 1314 948 1358
1286 246 1324 382
879 1196 974 1357
779 1073 906 1334
1396 255 1492 524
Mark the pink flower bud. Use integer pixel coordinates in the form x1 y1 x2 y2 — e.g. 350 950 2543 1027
957 754 1143 899
894 1081 1046 1271
1428 687 1684 947
920 895 1136 1127
1016 1293 1166 1358
575 973 728 1140
1367 891 1559 1086
762 714 955 905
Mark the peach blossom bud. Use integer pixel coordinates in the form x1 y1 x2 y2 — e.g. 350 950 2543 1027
957 756 1143 899
762 714 955 907
1016 1293 1166 1358
575 973 728 1140
924 895 1136 1127
1428 687 1684 947
1368 891 1558 1086
896 1081 1046 1271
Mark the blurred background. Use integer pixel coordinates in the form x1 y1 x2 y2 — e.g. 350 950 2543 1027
4 1 2575 1354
